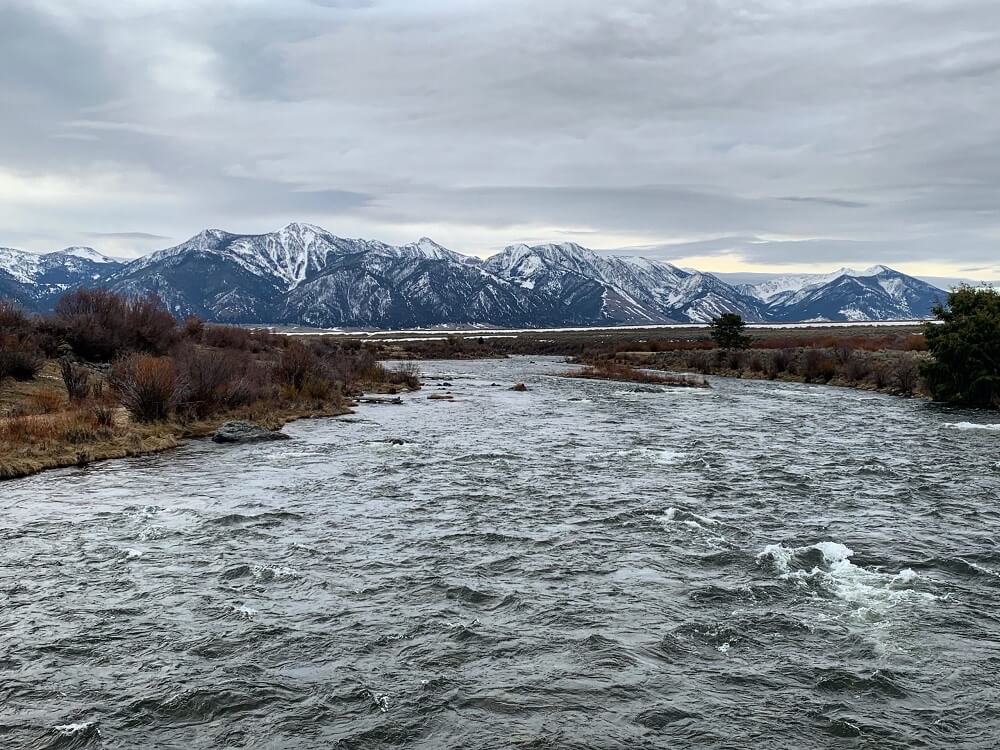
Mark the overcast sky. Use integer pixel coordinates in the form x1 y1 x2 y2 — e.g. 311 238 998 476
3 0 999 277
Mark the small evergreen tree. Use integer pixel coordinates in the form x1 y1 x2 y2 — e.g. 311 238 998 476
710 313 752 350
921 285 1000 408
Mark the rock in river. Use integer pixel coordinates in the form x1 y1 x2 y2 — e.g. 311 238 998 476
212 421 291 444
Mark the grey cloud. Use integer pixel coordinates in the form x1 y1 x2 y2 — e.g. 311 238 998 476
2 0 1000 272
83 232 172 240
778 197 869 209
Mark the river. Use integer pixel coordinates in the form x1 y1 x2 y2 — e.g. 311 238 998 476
3 357 999 749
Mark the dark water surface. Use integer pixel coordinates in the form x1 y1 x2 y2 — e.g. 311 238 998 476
3 357 1000 749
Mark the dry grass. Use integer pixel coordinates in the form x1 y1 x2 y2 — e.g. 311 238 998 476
0 357 357 481
0 394 351 481
0 406 180 480
560 361 709 388
621 347 931 398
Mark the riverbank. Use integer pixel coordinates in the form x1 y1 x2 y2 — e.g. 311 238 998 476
0 360 369 480
0 292 425 480
589 346 930 399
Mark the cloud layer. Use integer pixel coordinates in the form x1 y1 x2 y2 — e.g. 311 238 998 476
3 0 999 274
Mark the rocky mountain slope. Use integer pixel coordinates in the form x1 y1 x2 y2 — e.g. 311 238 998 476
0 224 946 327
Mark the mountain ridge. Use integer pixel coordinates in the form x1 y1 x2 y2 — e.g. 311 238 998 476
0 224 946 328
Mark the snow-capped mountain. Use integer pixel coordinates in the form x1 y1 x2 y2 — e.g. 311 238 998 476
483 242 767 324
740 266 944 321
0 246 123 308
0 224 946 327
109 223 564 326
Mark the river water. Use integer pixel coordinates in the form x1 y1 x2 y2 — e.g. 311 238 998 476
3 357 1000 749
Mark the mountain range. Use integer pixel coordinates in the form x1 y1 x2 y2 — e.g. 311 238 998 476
0 223 946 328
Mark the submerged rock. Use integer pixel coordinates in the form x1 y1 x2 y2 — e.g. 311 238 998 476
212 421 291 444
510 383 528 391
428 394 454 400
360 396 403 405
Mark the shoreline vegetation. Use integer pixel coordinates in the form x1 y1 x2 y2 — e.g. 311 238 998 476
0 292 420 481
559 361 709 388
320 285 998 408
323 325 935 397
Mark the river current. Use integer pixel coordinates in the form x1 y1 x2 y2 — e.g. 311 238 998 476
3 357 1000 749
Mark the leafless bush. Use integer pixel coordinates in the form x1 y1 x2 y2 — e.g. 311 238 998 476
685 351 712 374
182 315 205 340
800 349 837 383
111 354 178 422
833 343 855 365
201 325 281 352
386 361 421 389
871 363 890 389
766 349 792 379
893 355 921 396
0 300 29 334
55 289 176 361
0 347 43 381
277 342 318 390
300 372 337 401
842 353 872 382
173 344 269 417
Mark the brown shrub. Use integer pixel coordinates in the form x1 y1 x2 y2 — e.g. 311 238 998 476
55 289 176 361
386 361 421 389
182 315 206 340
842 353 872 383
871 363 890 389
800 349 837 383
892 355 921 396
0 346 43 381
767 349 793 378
300 373 336 401
173 344 269 418
0 300 29 334
277 343 318 390
201 325 280 352
685 351 711 374
833 343 855 365
111 354 178 422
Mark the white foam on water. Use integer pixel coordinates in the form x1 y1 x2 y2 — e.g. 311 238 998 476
664 507 721 530
121 548 143 560
757 541 937 618
615 447 688 466
137 525 166 541
942 422 1000 431
251 564 300 580
716 642 731 654
231 604 258 619
55 722 99 737
967 560 1000 578
369 692 390 712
